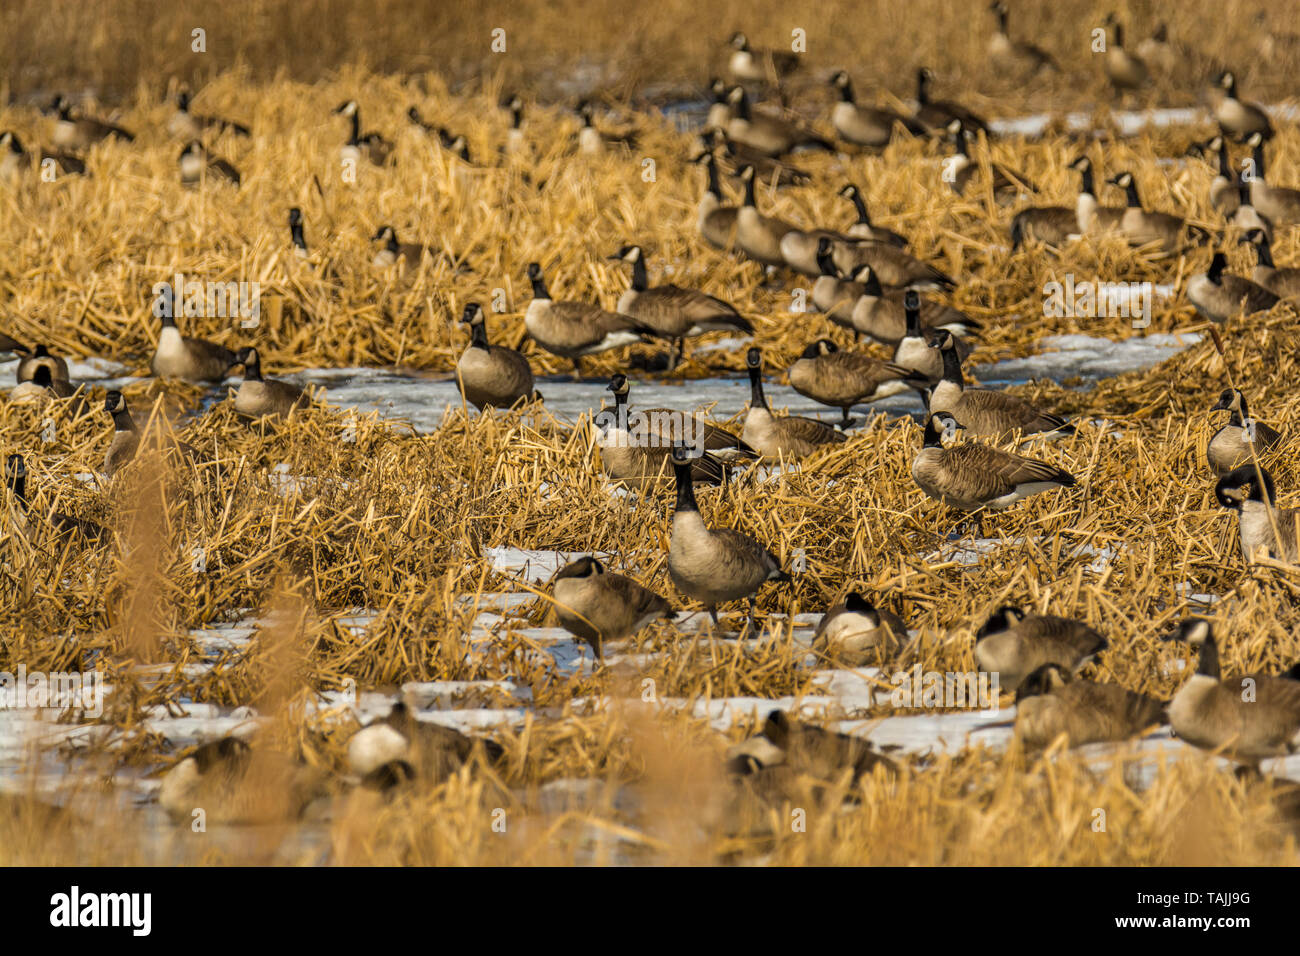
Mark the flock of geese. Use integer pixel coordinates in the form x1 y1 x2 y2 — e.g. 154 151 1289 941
5 8 1300 817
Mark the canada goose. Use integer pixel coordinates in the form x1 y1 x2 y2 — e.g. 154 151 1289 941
1215 464 1300 564
812 592 906 666
9 365 78 404
152 310 235 383
828 236 955 291
603 373 755 463
4 454 104 542
892 290 975 386
974 605 1106 692
45 94 134 149
370 225 449 270
724 87 832 157
524 262 655 376
455 302 537 411
912 68 988 137
832 184 906 247
334 100 392 166
102 391 140 478
1135 23 1177 76
0 131 85 182
847 265 978 347
1214 72 1273 142
159 737 322 825
1186 252 1278 323
1101 15 1149 95
1009 180 1077 250
701 128 811 187
743 347 846 458
727 32 799 85
1107 171 1208 254
287 207 309 258
347 702 504 780
608 244 753 369
229 347 309 420
810 238 866 325
1014 664 1165 748
694 152 739 250
406 106 446 139
733 710 898 784
1196 135 1239 216
178 140 240 187
1241 229 1300 298
827 71 922 148
945 120 1035 202
913 413 1076 515
575 100 636 155
1245 133 1300 226
1207 388 1282 478
733 165 801 268
551 556 675 659
927 331 1072 440
15 343 69 384
705 78 732 131
167 90 250 139
667 442 789 626
786 339 912 426
1230 178 1274 243
500 93 526 155
987 2 1057 77
1067 155 1125 235
597 374 735 487
1163 622 1300 767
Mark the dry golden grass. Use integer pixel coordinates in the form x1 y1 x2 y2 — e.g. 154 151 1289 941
3 1 1300 865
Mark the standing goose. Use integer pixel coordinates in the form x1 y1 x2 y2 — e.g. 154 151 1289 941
911 68 988 137
987 2 1058 77
178 140 240 187
827 71 921 148
524 262 656 376
1241 229 1300 298
1186 252 1278 323
837 184 907 246
1067 155 1125 235
724 87 833 157
1163 622 1300 768
1245 133 1300 226
229 347 310 420
973 604 1106 692
608 245 753 370
912 413 1077 515
1196 135 1239 216
944 120 1035 202
666 443 790 626
151 310 236 383
743 347 846 459
810 238 865 325
288 207 310 258
847 266 978 347
455 302 537 411
45 94 134 149
1207 387 1282 478
727 32 800 85
1214 72 1273 142
551 556 675 660
159 737 322 825
734 165 801 268
346 702 504 781
10 365 78 404
1229 178 1274 242
812 592 906 666
334 100 393 166
0 131 85 181
927 331 1073 440
1101 15 1149 96
892 290 975 386
4 455 105 542
694 152 740 250
102 390 140 478
596 375 735 487
1107 171 1208 254
1014 664 1165 749
167 90 250 139
15 343 70 384
1215 464 1300 565
786 339 913 426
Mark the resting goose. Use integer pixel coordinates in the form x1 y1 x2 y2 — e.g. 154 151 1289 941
159 737 322 825
1107 171 1209 254
1215 464 1300 565
811 592 906 666
1215 72 1273 142
827 71 922 148
346 702 504 781
743 347 846 459
1067 155 1125 235
230 347 309 420
151 311 236 384
1207 388 1282 478
1186 252 1278 323
1014 664 1165 748
334 100 393 166
974 604 1106 692
724 87 833 157
455 303 537 411
45 94 134 149
912 68 988 136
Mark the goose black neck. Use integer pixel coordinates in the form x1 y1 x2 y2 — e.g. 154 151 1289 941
837 79 855 104
916 72 930 105
469 320 490 350
348 112 361 145
1252 141 1266 179
672 460 698 513
1255 233 1275 268
386 234 400 254
113 407 136 432
1113 23 1125 46
815 246 836 277
244 352 263 382
1196 637 1220 679
7 469 25 504
748 365 769 411
1076 165 1094 196
511 107 522 130
921 416 945 448
530 274 550 299
939 340 964 385
1215 141 1230 178
1123 180 1141 208
630 256 648 292
848 190 870 225
995 8 1008 32
610 387 627 413
160 309 176 329
1207 256 1226 284
860 268 883 296
905 302 922 337
953 132 969 159
290 222 306 251
742 172 756 208
1224 75 1238 99
733 92 751 121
